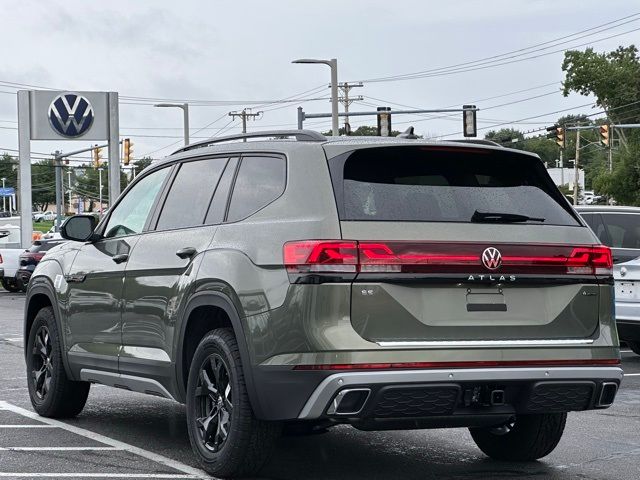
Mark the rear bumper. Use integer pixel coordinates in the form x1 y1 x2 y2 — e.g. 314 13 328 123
296 366 623 422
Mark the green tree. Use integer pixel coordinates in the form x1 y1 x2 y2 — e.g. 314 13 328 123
562 45 640 203
133 156 153 176
562 46 640 128
322 125 403 137
31 160 57 212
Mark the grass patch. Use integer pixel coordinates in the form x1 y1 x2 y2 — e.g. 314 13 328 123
33 220 54 232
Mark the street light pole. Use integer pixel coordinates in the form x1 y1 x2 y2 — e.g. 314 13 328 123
154 103 190 146
67 170 72 213
1 177 5 212
292 58 339 136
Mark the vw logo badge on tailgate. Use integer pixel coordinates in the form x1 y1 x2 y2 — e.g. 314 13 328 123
481 247 502 270
48 93 94 137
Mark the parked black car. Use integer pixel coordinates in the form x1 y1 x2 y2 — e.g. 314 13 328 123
16 239 65 291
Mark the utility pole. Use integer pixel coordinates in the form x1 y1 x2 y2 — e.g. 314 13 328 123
98 167 104 215
53 151 63 232
67 170 72 213
559 150 564 188
573 130 580 206
1 177 5 212
338 82 363 135
609 126 614 172
228 109 263 141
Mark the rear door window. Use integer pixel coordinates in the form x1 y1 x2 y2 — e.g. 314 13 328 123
601 213 640 249
156 157 228 230
329 146 579 226
226 155 286 222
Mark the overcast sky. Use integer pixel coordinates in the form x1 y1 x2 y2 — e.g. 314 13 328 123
0 0 638 165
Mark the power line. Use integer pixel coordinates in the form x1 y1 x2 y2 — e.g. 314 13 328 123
356 13 640 83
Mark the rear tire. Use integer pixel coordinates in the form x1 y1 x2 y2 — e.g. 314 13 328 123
470 413 567 461
627 341 640 356
186 328 281 478
26 306 90 418
2 278 21 293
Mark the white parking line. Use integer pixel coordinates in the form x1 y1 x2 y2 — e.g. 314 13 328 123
0 475 201 478
0 424 55 428
624 372 640 376
0 401 211 479
0 447 121 451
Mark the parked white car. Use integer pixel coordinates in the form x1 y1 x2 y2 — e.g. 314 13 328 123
614 257 640 355
33 211 56 222
0 224 23 292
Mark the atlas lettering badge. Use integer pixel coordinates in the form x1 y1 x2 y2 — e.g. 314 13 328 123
48 93 94 138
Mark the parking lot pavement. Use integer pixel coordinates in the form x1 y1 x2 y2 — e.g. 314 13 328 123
1 290 640 480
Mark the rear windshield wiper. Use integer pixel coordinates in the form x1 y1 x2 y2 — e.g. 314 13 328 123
471 210 545 223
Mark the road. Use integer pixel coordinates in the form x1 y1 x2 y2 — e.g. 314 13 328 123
1 290 639 479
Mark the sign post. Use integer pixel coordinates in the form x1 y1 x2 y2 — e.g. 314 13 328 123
17 90 119 248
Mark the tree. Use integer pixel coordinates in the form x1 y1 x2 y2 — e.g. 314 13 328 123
562 46 640 128
31 160 57 212
322 125 403 137
563 45 640 203
133 157 153 176
75 164 127 212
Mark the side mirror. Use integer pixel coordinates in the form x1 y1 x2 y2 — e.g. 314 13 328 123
60 215 98 242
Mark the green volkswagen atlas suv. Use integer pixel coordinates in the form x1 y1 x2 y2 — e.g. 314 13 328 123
24 130 622 478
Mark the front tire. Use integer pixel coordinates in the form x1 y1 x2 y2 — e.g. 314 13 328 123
470 413 567 461
26 306 90 418
186 328 280 478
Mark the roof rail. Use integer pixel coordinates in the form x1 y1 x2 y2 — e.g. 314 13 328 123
448 139 503 147
172 130 327 155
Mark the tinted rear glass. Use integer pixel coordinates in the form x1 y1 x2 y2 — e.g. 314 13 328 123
600 213 640 249
330 146 579 226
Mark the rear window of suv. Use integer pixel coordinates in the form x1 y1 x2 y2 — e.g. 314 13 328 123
328 145 580 226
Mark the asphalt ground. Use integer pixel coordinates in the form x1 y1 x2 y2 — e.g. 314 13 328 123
0 290 639 480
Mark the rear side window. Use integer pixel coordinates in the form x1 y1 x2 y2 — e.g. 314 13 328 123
600 213 640 249
581 213 611 245
329 146 579 226
156 157 228 230
227 155 286 222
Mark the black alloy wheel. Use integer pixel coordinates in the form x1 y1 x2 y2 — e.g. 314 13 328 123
194 353 233 453
31 326 53 400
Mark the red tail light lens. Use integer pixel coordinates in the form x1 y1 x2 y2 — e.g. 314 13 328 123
283 241 613 278
284 241 358 273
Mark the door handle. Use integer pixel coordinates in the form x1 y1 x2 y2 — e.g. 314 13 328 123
176 247 197 259
112 254 129 264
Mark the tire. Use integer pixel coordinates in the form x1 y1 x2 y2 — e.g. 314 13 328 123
470 413 567 461
25 306 90 418
186 328 281 478
628 341 640 356
2 278 21 293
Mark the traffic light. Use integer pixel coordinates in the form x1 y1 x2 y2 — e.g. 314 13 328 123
92 145 103 168
599 124 610 147
123 138 133 165
556 127 565 148
546 125 565 149
462 105 477 137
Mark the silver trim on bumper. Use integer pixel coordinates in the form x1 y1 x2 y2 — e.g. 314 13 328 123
297 366 623 419
377 339 594 348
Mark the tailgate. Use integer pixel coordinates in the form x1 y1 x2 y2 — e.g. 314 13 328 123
325 144 609 344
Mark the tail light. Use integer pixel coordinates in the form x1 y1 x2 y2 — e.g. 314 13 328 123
283 241 613 280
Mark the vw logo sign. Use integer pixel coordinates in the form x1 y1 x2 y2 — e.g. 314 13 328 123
481 247 502 270
48 93 94 138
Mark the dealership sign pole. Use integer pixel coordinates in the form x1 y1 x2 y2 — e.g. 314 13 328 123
17 90 120 248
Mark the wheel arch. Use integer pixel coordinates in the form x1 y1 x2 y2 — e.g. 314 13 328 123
176 291 264 417
24 280 75 380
